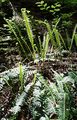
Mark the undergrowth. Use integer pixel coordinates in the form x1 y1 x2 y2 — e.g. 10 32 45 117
1 69 77 120
5 8 77 61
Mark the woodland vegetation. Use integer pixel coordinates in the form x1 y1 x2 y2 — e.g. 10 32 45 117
0 0 77 120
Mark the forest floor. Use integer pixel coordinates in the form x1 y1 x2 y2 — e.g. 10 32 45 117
0 48 77 119
0 47 22 72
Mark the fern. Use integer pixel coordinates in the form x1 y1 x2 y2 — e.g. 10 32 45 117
1 69 77 119
69 24 77 50
19 62 24 92
21 8 36 60
10 83 33 114
29 72 74 119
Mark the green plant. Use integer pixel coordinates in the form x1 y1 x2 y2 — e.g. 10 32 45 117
5 12 68 60
10 82 33 114
5 7 77 61
60 12 74 30
19 62 24 92
42 20 77 51
37 19 66 50
37 32 50 60
5 19 27 56
0 0 9 3
63 24 77 51
69 24 77 50
5 8 53 61
59 0 77 5
36 1 61 15
9 71 76 119
1 65 77 119
21 8 36 60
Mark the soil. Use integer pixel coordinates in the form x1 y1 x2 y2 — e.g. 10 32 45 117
0 47 22 72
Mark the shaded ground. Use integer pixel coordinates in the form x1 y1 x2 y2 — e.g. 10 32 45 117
0 47 22 72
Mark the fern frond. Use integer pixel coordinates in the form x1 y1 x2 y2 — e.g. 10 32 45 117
21 8 36 59
10 83 33 114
